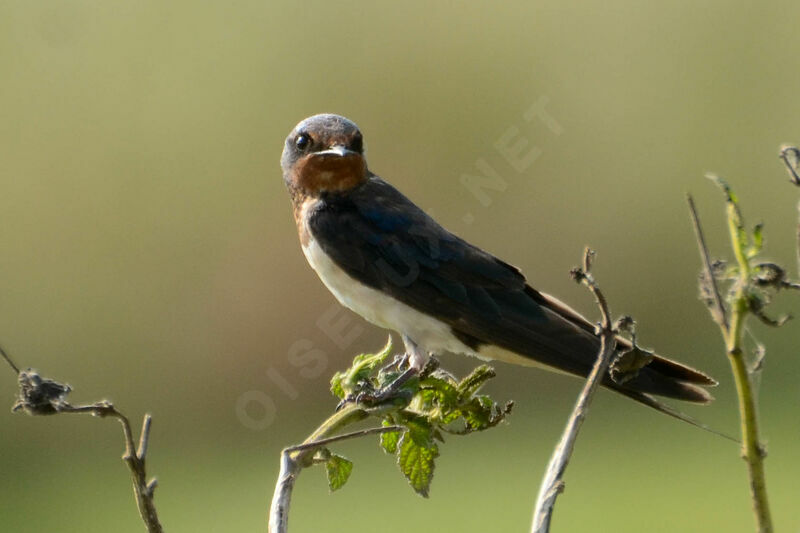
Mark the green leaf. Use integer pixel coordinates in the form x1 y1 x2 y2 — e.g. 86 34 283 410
708 174 749 267
423 375 459 405
397 433 438 497
707 173 737 204
411 374 460 422
451 396 514 434
330 336 393 398
456 365 496 399
330 371 347 399
348 336 393 384
462 395 495 429
405 416 434 447
746 223 764 259
379 421 402 454
325 454 353 492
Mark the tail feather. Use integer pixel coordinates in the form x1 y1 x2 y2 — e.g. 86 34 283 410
612 362 715 403
612 386 737 442
532 290 718 390
617 340 717 387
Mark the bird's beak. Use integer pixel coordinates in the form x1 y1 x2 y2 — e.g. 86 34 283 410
315 145 356 158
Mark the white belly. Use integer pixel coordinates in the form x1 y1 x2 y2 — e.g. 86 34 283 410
302 236 474 358
299 200 568 374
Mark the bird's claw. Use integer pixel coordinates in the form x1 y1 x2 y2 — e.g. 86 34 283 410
335 365 419 410
380 352 410 374
353 386 413 406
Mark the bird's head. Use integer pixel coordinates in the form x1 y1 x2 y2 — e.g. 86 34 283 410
281 114 368 201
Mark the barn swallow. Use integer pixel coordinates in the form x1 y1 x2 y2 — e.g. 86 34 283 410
281 113 716 416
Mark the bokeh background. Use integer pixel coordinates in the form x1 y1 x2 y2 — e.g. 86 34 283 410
1 1 799 532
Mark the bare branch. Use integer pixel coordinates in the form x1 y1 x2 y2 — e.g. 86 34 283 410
531 248 617 533
779 145 800 186
687 194 729 331
268 423 407 533
779 145 800 276
269 403 370 533
8 366 163 533
0 344 20 375
138 414 153 460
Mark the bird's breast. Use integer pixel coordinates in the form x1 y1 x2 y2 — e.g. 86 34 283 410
298 201 472 357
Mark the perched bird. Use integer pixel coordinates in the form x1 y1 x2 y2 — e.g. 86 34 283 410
281 113 716 416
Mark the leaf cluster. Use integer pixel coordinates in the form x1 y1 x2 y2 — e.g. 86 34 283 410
699 176 800 331
325 337 513 497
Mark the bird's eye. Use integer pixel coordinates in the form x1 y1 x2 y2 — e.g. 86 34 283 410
350 133 363 153
295 133 311 151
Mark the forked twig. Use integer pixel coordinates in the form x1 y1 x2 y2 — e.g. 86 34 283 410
5 347 163 533
530 248 617 533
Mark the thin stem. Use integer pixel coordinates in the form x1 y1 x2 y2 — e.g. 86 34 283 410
726 240 772 533
58 403 163 533
778 145 800 276
687 194 729 330
778 145 800 186
531 248 617 533
0 344 20 375
690 189 773 533
284 425 405 454
9 364 163 533
269 404 371 533
292 404 370 464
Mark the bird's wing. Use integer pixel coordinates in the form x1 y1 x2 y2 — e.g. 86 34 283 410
308 176 715 397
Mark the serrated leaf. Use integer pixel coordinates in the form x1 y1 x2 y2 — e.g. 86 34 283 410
452 396 513 434
347 337 393 386
405 416 434 447
325 454 353 492
412 375 460 421
457 365 496 399
330 371 347 399
462 397 493 430
423 375 459 405
380 421 402 454
330 336 393 398
397 433 438 497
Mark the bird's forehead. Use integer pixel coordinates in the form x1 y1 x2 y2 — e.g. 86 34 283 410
293 114 360 138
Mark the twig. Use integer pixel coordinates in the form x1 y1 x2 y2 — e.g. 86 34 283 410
268 403 373 533
0 344 20 375
688 188 773 533
61 404 161 533
687 194 729 330
8 361 163 533
778 145 800 186
778 145 800 277
271 421 405 528
531 248 617 533
284 425 405 453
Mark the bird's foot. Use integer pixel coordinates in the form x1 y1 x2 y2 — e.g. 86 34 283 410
355 366 418 406
336 363 420 411
380 352 410 374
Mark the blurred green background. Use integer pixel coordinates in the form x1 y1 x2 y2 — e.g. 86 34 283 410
1 1 799 531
